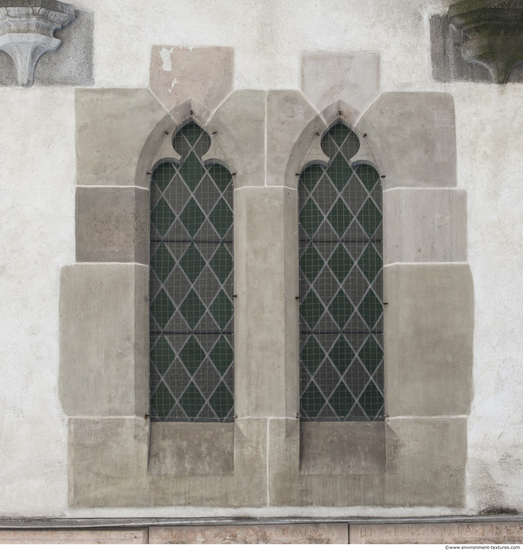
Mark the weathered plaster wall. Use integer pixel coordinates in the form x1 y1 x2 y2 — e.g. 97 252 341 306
0 0 522 517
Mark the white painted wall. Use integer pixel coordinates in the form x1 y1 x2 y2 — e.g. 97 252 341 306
1 0 522 516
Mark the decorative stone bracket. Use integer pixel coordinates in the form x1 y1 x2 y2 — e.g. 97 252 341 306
449 0 523 84
0 0 75 86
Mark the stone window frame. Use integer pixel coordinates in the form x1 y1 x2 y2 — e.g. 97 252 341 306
60 84 473 509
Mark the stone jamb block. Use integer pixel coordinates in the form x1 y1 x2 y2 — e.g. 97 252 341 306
384 188 468 264
0 0 75 86
150 46 234 114
266 90 319 187
75 187 149 264
384 263 474 417
357 92 457 189
301 51 380 123
205 90 266 189
76 89 168 187
234 186 299 419
59 264 149 417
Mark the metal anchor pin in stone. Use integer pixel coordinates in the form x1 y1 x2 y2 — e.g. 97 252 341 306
0 0 75 87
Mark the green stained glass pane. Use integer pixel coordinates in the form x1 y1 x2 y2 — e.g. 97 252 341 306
180 290 206 329
328 291 354 329
210 290 233 329
210 246 233 284
327 153 352 190
209 383 234 419
209 164 232 192
329 337 355 371
360 382 384 419
329 383 355 417
180 198 205 237
150 336 175 376
360 336 383 374
328 245 354 282
302 383 326 419
179 244 206 283
359 244 382 283
181 122 204 145
150 289 175 329
179 383 205 418
152 162 177 191
300 245 323 283
301 291 323 329
151 197 176 237
179 152 205 191
210 336 233 375
327 199 353 237
301 337 325 373
356 163 380 191
151 382 175 420
179 335 206 375
300 165 323 191
358 289 382 329
329 123 350 146
300 200 323 237
210 198 233 237
150 244 175 283
357 199 382 237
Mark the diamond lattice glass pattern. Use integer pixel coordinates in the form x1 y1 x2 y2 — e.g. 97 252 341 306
299 122 384 421
149 121 234 422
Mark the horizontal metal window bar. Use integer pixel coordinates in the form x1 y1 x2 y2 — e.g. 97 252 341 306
301 331 384 335
151 240 233 244
151 331 233 336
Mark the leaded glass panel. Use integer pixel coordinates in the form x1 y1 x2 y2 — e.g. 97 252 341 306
149 121 234 422
299 122 384 421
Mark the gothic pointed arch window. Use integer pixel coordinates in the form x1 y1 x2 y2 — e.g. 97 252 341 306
149 121 234 422
299 122 384 421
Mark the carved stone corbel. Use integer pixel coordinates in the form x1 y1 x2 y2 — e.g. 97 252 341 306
0 0 75 86
449 0 523 84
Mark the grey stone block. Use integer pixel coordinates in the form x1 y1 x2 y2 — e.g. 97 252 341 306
234 187 299 418
384 263 474 417
76 88 167 187
266 91 318 187
150 46 234 114
302 51 380 120
148 423 233 476
385 417 467 507
0 9 94 86
358 92 457 189
206 90 266 189
59 264 149 417
300 422 386 475
384 188 467 264
69 417 150 507
75 187 149 264
70 417 268 508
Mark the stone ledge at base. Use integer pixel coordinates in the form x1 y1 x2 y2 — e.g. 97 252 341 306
351 521 523 544
150 524 348 544
0 529 148 544
1 520 523 544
